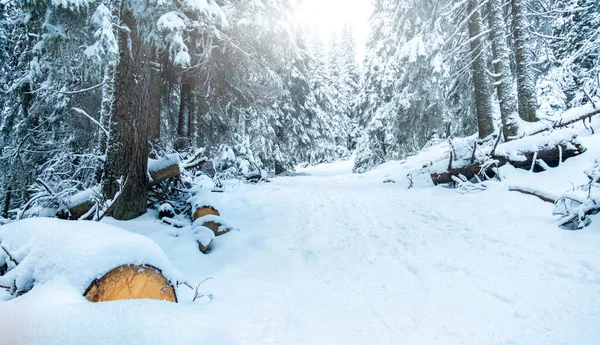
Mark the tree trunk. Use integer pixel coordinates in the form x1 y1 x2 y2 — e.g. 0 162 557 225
96 0 120 183
467 0 495 139
512 0 538 122
3 186 12 219
147 58 162 142
488 0 520 140
177 78 190 138
101 6 150 221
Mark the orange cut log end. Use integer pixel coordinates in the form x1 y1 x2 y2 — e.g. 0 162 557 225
84 265 177 303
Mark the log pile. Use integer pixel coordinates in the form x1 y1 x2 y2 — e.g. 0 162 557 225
64 153 207 220
188 192 233 254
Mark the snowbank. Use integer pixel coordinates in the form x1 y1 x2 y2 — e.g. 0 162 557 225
0 279 235 345
0 218 185 295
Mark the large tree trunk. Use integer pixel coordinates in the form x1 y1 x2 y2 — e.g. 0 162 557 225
467 0 495 139
101 6 150 221
512 0 538 122
488 0 520 140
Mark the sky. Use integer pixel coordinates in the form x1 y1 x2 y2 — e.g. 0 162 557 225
295 0 372 59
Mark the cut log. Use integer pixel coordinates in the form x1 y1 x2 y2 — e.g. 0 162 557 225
192 206 220 221
84 264 177 303
201 220 230 236
149 154 182 187
193 215 231 236
193 226 215 254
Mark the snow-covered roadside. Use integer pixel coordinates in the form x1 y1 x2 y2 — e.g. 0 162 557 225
2 125 600 345
110 126 599 344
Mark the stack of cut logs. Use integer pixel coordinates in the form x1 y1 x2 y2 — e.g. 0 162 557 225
190 202 231 254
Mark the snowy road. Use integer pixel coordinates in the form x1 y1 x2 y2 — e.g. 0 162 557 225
144 158 600 345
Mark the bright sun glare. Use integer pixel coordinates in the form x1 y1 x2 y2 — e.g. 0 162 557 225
296 0 372 59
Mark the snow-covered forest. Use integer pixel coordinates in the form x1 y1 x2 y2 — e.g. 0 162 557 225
1 0 600 344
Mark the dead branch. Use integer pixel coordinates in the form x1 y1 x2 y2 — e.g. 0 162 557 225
508 185 557 204
530 108 600 136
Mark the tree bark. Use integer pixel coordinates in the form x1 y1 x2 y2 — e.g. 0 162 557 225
177 78 190 138
467 0 495 139
488 0 520 140
512 0 538 122
101 6 150 221
147 58 162 142
3 186 11 219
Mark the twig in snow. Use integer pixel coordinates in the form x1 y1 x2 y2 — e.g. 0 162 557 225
0 245 19 266
192 277 214 302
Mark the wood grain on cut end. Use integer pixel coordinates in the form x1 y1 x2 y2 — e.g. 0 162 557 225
201 220 230 236
193 206 220 221
84 265 177 303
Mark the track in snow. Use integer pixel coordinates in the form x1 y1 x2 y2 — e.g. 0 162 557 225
123 159 600 345
163 160 600 345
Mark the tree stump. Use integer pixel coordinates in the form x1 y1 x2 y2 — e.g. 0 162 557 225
84 264 177 303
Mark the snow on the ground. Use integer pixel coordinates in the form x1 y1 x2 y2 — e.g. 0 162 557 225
2 123 600 344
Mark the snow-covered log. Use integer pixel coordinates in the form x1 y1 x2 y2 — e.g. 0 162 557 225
149 154 182 187
84 264 177 303
188 191 222 221
0 218 185 300
431 131 585 185
65 187 101 220
193 215 232 237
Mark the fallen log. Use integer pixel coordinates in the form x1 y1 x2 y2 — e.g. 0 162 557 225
84 264 177 303
431 132 585 185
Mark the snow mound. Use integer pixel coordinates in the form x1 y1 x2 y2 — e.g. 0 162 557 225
0 218 185 295
188 190 223 211
0 279 235 345
192 226 216 247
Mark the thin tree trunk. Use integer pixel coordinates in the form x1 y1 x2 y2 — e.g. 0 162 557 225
148 58 162 142
177 78 190 138
101 6 150 221
467 0 495 139
488 0 520 140
3 186 12 219
95 0 120 183
512 0 538 122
